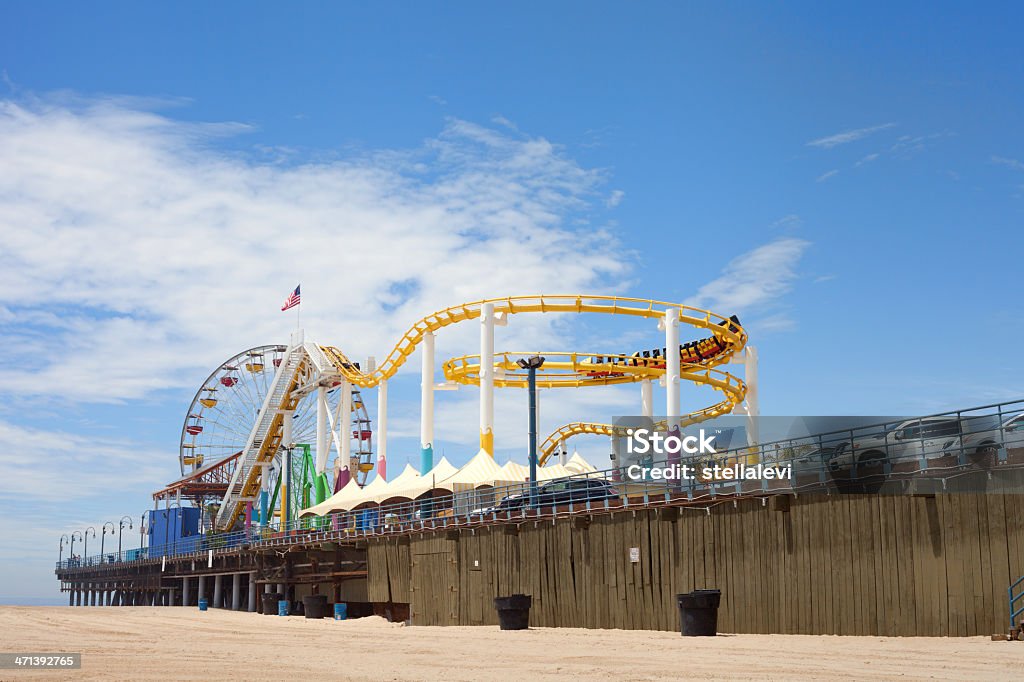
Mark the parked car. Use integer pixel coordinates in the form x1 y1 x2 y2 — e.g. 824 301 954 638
958 412 1024 468
535 478 619 506
471 478 619 515
827 416 965 491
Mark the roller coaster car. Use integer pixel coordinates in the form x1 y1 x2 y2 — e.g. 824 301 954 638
583 356 625 378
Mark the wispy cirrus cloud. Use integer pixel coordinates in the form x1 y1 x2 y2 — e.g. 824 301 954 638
686 237 810 316
0 96 631 404
992 155 1024 171
807 122 895 149
816 169 839 182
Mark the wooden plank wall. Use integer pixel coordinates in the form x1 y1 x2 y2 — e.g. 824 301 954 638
366 494 1024 636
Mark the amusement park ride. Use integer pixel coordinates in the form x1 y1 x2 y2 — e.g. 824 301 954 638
150 295 757 533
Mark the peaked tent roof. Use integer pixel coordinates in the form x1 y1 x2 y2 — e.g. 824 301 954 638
299 477 361 517
387 463 421 489
499 460 530 482
371 457 461 504
565 452 597 474
536 462 577 481
439 449 511 489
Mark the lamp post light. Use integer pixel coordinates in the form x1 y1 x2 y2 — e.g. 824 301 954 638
516 355 545 507
83 527 96 567
100 522 115 563
140 513 148 550
70 531 82 566
118 516 133 561
59 534 69 566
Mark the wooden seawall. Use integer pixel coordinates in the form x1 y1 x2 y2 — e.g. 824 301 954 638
368 493 1024 636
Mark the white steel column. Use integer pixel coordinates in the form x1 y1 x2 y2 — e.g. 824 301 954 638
340 380 353 478
377 379 388 480
315 386 329 474
744 346 759 458
641 379 653 418
479 302 495 455
665 308 680 427
420 331 435 473
231 573 241 611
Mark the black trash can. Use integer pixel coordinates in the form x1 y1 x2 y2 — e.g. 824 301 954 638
677 589 721 636
262 592 283 616
494 594 532 630
303 594 328 619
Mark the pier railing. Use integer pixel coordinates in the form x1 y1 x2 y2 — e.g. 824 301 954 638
56 398 1024 572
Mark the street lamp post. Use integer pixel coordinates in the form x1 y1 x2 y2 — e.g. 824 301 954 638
70 531 82 566
59 534 69 566
101 522 115 563
516 356 545 507
118 516 133 560
140 513 148 550
83 527 96 567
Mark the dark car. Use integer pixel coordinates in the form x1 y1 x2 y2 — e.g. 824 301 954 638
472 478 619 515
535 477 619 507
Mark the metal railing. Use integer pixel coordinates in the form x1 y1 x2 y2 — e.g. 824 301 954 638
1011 575 1024 629
57 398 1024 573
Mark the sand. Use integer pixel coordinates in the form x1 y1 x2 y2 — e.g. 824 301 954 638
1 607 1022 681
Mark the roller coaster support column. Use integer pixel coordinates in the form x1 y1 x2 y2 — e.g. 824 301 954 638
745 346 760 451
664 308 682 474
316 386 329 474
339 380 353 487
480 302 495 455
378 379 388 480
641 379 653 418
421 331 435 473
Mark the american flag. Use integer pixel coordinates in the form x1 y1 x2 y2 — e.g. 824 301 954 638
281 285 301 311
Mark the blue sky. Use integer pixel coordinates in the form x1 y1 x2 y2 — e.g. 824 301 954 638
1 2 1022 603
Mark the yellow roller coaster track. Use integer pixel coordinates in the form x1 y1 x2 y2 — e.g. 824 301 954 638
317 294 748 464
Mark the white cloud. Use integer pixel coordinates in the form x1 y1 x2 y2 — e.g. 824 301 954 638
0 420 168 503
816 169 839 182
992 155 1024 171
685 238 810 315
606 189 625 208
807 123 895 149
0 95 631 404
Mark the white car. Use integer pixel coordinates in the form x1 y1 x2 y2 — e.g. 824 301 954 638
827 416 964 487
958 412 1024 468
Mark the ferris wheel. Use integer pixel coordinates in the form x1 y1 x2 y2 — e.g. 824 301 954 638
178 345 375 488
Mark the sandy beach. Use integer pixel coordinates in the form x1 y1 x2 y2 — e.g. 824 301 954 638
1 607 1022 681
